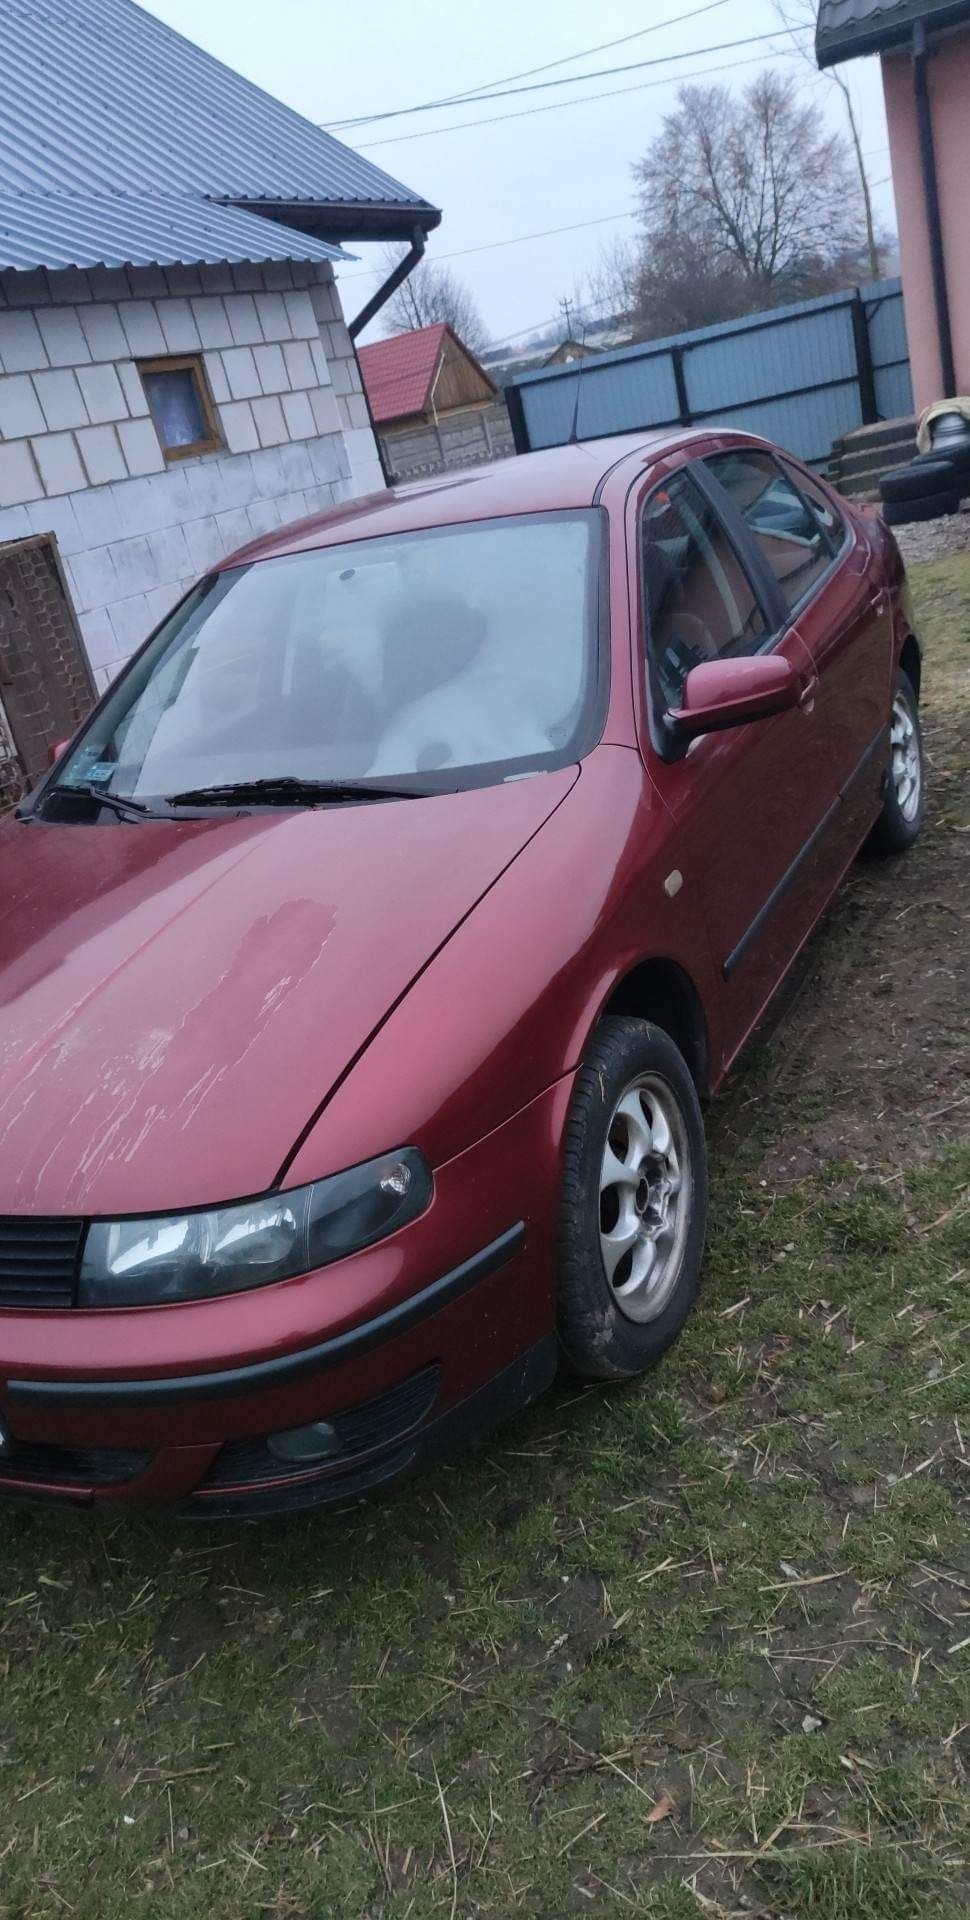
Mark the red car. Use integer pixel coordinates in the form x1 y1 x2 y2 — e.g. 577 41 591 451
0 430 924 1514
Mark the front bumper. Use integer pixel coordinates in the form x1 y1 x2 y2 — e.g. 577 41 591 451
0 1077 573 1511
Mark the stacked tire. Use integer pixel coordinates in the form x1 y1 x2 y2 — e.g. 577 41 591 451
879 457 959 526
880 411 970 526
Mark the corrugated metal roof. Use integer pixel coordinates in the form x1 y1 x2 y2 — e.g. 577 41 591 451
0 194 346 273
358 325 450 423
0 0 438 272
359 325 496 424
816 0 970 62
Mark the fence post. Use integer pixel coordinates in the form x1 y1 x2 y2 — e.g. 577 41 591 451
505 382 531 454
851 290 878 426
671 344 691 424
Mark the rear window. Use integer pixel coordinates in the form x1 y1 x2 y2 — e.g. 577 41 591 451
706 449 834 613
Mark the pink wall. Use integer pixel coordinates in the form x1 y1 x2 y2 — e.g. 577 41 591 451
883 35 970 413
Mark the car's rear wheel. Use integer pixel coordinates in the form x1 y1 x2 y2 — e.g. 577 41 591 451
557 1016 707 1380
868 670 925 854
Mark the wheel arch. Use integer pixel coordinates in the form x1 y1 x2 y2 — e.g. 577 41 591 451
596 957 710 1098
899 631 922 702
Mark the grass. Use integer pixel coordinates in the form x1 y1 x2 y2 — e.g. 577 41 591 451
1 556 968 1919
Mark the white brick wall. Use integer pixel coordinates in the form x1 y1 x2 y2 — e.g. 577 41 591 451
0 260 385 691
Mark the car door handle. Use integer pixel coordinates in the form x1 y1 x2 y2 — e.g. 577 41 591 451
870 588 887 617
798 673 819 712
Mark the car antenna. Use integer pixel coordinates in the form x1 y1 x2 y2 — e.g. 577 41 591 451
567 320 592 446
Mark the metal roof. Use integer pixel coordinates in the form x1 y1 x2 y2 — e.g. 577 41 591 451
0 194 347 274
0 0 439 273
358 324 497 424
816 0 970 63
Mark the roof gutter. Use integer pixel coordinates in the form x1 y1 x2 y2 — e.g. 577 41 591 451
816 0 970 66
347 224 426 342
912 18 957 397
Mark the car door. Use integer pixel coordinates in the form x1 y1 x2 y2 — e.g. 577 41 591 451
630 458 834 1073
703 447 893 876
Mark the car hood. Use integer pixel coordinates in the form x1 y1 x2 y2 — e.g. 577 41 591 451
0 770 577 1216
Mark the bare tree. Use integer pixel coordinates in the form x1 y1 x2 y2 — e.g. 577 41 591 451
378 249 489 355
631 228 752 337
574 236 642 327
632 71 869 316
773 0 882 282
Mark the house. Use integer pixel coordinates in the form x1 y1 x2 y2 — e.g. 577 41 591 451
543 338 602 367
482 324 631 388
816 0 970 411
357 323 514 482
0 0 438 792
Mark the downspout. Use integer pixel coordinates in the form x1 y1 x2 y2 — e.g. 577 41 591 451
347 225 426 341
912 21 957 398
346 226 427 487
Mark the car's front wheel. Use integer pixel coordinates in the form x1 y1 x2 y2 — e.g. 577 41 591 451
557 1016 707 1379
868 670 925 854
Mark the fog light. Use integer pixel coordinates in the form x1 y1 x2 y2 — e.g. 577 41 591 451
266 1420 341 1464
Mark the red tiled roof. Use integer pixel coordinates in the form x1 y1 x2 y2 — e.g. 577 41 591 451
357 322 450 424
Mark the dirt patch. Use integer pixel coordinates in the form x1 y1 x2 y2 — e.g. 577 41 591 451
153 1595 228 1675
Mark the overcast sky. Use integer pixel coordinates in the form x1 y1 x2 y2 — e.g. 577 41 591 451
142 0 893 347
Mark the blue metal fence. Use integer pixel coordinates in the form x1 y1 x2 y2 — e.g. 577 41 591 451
506 279 912 467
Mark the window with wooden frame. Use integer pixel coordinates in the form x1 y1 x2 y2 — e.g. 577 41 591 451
138 355 222 461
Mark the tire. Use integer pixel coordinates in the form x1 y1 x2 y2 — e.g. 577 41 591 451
868 670 925 854
915 444 970 481
557 1016 707 1380
883 489 960 526
880 460 954 503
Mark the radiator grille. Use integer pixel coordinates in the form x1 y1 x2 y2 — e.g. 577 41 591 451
0 1217 84 1309
0 1438 150 1489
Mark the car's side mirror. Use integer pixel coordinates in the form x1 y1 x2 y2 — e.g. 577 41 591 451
48 739 70 767
668 654 802 742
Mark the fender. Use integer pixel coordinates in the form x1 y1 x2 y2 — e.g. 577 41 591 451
283 748 722 1187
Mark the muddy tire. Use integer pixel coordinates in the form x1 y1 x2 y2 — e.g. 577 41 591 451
557 1016 707 1380
868 670 925 855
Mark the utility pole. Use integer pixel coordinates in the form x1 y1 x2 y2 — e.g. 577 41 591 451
558 296 574 337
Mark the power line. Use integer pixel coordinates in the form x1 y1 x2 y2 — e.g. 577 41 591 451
338 210 637 281
326 0 734 130
479 217 896 355
483 289 630 353
358 45 806 150
341 173 896 296
328 28 811 136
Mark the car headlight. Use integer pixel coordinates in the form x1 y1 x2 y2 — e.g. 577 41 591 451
78 1149 432 1307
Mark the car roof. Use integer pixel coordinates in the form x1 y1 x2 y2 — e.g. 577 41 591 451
216 429 712 568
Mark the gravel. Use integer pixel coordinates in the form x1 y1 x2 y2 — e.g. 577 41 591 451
891 499 970 565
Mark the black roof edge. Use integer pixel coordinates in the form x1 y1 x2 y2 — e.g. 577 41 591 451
225 198 442 243
817 0 970 64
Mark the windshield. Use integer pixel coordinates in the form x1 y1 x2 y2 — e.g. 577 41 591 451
52 510 606 807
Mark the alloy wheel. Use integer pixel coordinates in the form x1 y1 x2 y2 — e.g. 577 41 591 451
598 1073 692 1323
890 693 922 823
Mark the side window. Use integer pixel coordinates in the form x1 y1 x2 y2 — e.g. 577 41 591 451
781 458 847 551
641 470 767 711
706 449 834 613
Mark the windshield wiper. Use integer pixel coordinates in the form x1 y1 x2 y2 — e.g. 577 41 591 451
164 776 427 808
52 782 160 822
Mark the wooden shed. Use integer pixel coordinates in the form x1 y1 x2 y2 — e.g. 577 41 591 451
358 323 515 481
